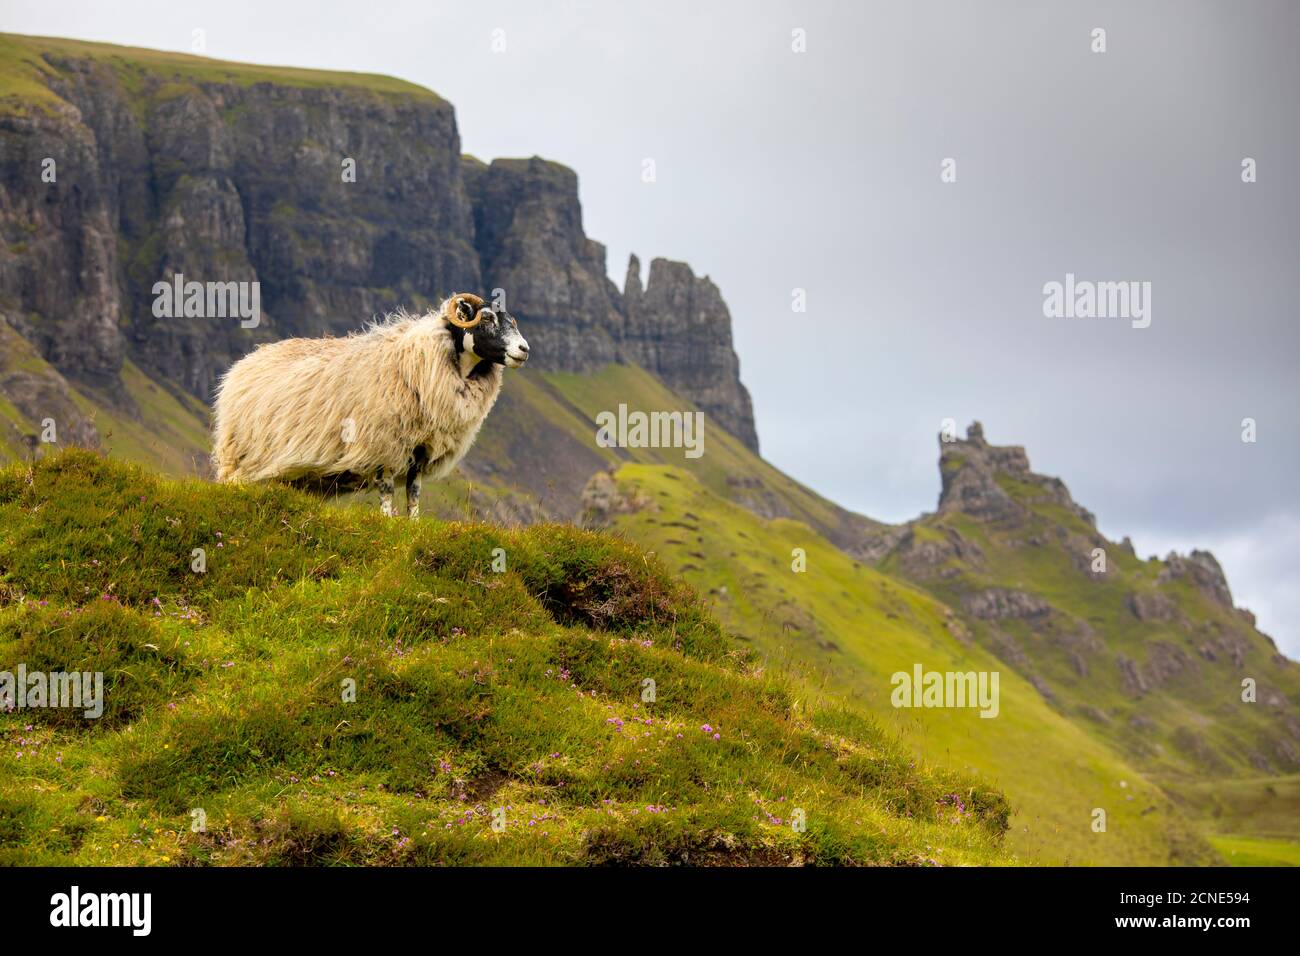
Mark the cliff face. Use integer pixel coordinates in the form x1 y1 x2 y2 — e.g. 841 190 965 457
2 46 479 407
0 36 759 453
622 255 759 452
0 75 128 402
463 156 759 450
463 156 624 373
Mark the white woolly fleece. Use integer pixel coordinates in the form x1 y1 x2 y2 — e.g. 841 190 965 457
211 302 504 486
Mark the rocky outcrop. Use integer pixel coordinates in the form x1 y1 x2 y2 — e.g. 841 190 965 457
464 156 623 373
621 255 759 452
961 588 1052 621
1117 642 1198 698
579 469 656 528
879 418 1300 780
1159 549 1234 608
1126 589 1179 623
890 524 984 578
462 157 760 450
938 421 1095 527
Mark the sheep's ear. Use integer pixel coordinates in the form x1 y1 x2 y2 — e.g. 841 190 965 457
457 300 476 324
476 308 494 324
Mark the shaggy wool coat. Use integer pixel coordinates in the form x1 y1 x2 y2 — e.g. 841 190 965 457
212 309 503 485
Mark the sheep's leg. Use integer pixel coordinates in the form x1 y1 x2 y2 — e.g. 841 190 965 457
405 447 429 519
406 469 422 519
377 466 396 517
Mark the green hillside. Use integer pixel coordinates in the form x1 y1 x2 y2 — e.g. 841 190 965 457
586 463 1218 865
7 361 1297 865
455 365 888 551
872 427 1300 862
0 324 210 475
882 463 1300 783
0 451 1011 866
467 371 1297 865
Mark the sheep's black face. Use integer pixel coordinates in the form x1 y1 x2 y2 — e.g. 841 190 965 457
456 306 530 369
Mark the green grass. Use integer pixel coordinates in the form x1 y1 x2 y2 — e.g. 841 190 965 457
4 354 1288 865
0 451 1012 866
0 33 441 117
590 463 1220 866
1208 835 1300 867
471 363 891 558
1170 774 1300 843
0 328 210 477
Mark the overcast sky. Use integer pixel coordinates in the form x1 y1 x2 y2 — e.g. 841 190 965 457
7 0 1297 656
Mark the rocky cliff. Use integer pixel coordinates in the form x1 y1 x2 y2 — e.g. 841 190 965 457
0 35 759 453
938 421 1096 527
462 155 758 450
462 155 624 372
622 254 759 451
0 38 480 411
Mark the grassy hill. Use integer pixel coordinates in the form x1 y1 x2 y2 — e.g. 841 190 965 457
871 427 1300 864
0 323 210 474
585 463 1218 865
7 363 1298 865
466 373 1298 866
460 364 889 552
881 453 1300 783
0 451 1011 865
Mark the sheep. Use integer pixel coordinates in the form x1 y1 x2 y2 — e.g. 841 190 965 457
211 292 530 517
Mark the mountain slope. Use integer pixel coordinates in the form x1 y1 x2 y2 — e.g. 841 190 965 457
877 423 1300 781
873 423 1300 860
583 462 1218 865
0 321 209 473
0 451 1011 866
6 326 1292 864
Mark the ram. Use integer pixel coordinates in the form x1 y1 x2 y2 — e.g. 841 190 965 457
212 293 529 517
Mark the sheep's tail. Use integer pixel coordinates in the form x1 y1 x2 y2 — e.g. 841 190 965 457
210 401 242 483
211 430 237 483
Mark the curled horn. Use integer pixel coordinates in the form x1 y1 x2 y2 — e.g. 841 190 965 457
443 292 486 329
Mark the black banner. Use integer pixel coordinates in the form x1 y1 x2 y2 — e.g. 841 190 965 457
0 866 1285 942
